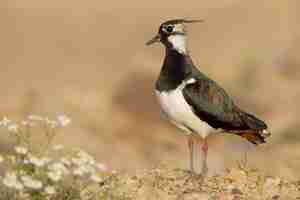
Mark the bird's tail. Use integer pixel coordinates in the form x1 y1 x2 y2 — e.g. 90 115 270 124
237 130 267 145
236 111 271 145
240 112 268 130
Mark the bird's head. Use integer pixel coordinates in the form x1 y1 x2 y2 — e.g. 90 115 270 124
146 19 203 54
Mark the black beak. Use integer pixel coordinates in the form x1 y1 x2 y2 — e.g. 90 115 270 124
146 34 160 46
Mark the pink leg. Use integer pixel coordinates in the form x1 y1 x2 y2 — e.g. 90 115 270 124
187 136 194 172
202 139 208 156
187 136 208 174
201 139 208 174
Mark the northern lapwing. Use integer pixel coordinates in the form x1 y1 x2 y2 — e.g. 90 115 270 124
146 19 271 174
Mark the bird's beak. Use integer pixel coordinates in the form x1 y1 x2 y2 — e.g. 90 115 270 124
146 34 160 46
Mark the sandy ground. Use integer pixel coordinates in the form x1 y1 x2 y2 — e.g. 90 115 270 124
0 0 300 179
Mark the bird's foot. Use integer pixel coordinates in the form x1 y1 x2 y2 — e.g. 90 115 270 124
182 169 204 179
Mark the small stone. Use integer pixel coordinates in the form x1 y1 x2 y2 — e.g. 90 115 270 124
231 188 243 195
232 195 241 200
272 195 280 200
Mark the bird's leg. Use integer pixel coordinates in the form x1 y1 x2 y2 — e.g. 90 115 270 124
187 136 208 175
201 138 208 175
187 135 194 173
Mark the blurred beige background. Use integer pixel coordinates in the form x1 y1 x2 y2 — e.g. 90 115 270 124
1 0 300 179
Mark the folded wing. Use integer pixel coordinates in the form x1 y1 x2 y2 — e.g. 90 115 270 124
182 78 269 144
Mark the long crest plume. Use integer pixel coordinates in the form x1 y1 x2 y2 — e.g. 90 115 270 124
162 18 204 25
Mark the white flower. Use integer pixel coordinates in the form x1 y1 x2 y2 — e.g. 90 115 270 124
28 115 44 121
42 157 52 164
3 172 24 190
75 150 96 165
52 144 64 151
77 150 92 159
73 164 95 177
96 163 108 171
14 146 28 155
60 158 71 166
47 162 69 182
28 154 46 167
0 117 11 127
73 167 86 176
23 159 30 164
15 182 24 190
71 157 83 166
21 175 43 190
57 114 71 127
21 120 35 127
47 171 62 182
49 162 69 175
87 165 96 174
44 186 56 195
7 124 19 133
90 174 102 183
45 118 58 129
88 158 96 165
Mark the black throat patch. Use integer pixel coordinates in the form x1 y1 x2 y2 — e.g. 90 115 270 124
156 49 194 92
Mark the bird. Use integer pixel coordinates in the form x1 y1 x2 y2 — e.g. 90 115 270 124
146 18 271 174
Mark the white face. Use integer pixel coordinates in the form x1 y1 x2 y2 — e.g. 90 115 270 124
168 34 187 54
163 23 188 54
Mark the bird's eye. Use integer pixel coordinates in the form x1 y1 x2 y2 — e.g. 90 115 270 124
166 26 174 33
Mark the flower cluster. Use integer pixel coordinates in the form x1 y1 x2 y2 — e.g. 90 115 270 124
0 114 71 130
0 115 109 199
2 172 24 190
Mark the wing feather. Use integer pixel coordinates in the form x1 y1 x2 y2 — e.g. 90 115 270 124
182 78 269 143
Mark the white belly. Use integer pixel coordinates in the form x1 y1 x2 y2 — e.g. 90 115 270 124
155 88 214 138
